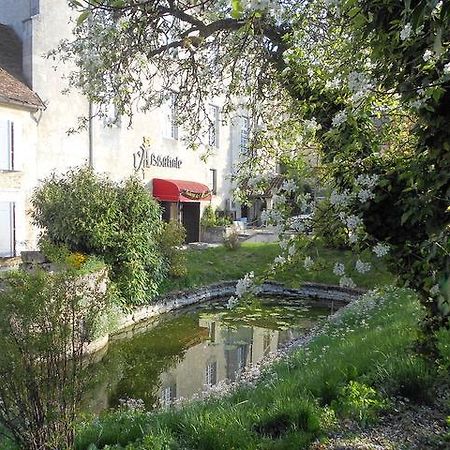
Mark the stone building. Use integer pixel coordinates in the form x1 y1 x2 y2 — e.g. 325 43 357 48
0 0 257 254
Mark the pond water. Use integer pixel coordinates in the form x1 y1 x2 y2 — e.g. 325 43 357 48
84 298 332 413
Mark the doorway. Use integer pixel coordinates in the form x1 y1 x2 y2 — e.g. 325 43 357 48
181 202 200 243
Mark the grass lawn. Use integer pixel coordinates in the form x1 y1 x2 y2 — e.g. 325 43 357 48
160 240 394 294
75 286 449 449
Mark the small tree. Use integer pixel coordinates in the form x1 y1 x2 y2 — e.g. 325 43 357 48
31 167 166 306
0 269 108 449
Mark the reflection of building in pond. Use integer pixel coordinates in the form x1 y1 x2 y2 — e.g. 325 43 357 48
158 317 300 406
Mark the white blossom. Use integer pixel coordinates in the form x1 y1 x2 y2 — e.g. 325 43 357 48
325 77 341 89
372 242 390 258
333 262 345 276
226 296 239 309
290 217 305 232
348 232 358 244
330 189 351 206
355 259 371 274
331 110 347 128
355 174 379 189
288 244 297 257
430 284 440 296
400 23 413 41
423 49 434 62
236 272 256 298
281 179 297 193
348 71 373 94
358 189 375 203
443 62 450 75
303 256 314 270
274 255 286 266
304 117 321 132
272 193 286 207
345 215 362 230
339 276 356 288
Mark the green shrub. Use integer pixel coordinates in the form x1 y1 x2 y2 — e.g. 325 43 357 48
313 199 349 249
223 227 241 250
31 167 165 306
0 269 108 449
201 205 233 228
436 327 450 372
201 205 217 228
158 221 187 277
332 381 387 425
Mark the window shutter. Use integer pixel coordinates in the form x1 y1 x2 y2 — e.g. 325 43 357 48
0 202 15 257
0 120 13 170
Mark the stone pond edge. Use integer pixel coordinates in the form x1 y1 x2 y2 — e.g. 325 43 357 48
86 281 366 355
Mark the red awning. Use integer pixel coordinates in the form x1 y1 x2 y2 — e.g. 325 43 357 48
152 178 212 202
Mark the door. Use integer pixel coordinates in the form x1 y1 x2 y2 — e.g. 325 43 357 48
181 202 200 243
0 202 15 257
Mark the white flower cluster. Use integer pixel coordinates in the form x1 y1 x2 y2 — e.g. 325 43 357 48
330 189 351 207
423 49 434 62
355 259 371 274
303 117 321 132
303 256 314 271
333 262 345 276
348 71 373 95
344 214 362 230
400 23 413 41
325 77 341 89
355 174 378 203
372 242 390 258
235 271 260 298
242 0 279 12
430 284 440 296
339 276 356 288
261 208 283 225
226 296 239 309
443 62 450 75
281 179 297 194
273 255 286 266
331 110 347 128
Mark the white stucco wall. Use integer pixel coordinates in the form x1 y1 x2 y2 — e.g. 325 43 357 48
0 103 39 252
0 0 248 250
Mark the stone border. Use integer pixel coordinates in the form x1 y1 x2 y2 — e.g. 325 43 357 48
86 281 365 354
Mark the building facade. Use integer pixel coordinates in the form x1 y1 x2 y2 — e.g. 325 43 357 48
0 0 253 255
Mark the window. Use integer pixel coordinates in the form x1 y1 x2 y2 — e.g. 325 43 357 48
240 116 250 153
0 202 15 257
209 168 217 195
160 384 176 407
0 120 14 171
208 105 219 147
205 361 217 386
237 345 247 370
166 92 178 140
30 0 40 16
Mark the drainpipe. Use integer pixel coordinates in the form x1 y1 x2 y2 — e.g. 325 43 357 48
88 100 94 168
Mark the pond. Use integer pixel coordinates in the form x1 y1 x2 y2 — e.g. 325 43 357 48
84 297 333 413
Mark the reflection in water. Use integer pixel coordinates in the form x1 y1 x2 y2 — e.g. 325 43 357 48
85 298 330 413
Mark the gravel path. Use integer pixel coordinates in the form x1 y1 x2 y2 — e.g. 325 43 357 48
311 387 450 450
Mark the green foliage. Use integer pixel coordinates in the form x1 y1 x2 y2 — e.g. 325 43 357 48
436 327 450 372
332 381 387 425
158 221 187 277
313 199 349 250
31 167 165 306
0 269 108 449
201 205 233 228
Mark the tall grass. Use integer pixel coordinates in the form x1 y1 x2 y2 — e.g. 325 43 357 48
76 286 437 449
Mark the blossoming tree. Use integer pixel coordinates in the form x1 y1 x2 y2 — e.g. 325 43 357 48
61 0 449 339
